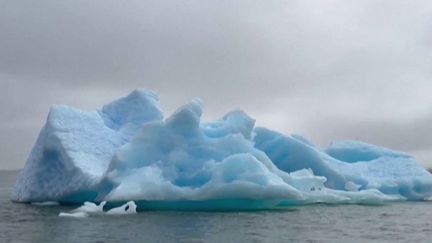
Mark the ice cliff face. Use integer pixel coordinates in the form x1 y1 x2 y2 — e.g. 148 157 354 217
12 90 163 202
12 89 432 210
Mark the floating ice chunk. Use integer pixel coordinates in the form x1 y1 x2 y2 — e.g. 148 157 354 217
71 201 106 214
106 201 137 215
59 201 106 218
59 212 89 218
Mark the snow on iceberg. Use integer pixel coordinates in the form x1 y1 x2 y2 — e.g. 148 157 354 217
12 89 432 210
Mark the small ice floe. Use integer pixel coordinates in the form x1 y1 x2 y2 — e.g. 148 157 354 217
59 201 106 218
59 212 89 218
106 201 137 215
59 201 136 217
71 201 106 214
31 201 59 206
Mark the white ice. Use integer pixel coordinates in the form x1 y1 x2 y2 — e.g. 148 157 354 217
106 201 137 215
71 201 106 214
59 212 89 218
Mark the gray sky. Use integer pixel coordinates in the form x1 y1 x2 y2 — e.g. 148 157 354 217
1 0 432 169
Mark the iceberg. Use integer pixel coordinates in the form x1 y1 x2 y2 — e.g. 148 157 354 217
12 89 432 210
106 201 137 215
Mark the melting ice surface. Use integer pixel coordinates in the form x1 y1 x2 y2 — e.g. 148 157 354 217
12 89 432 210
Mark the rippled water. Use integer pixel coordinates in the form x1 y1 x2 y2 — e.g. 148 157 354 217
1 171 432 243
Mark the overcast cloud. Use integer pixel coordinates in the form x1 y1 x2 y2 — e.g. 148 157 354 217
1 0 432 169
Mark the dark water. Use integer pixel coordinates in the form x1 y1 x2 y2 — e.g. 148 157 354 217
1 171 432 243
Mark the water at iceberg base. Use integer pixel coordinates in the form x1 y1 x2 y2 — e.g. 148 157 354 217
12 89 432 211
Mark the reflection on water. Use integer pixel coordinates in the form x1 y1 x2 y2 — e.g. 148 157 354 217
1 171 432 243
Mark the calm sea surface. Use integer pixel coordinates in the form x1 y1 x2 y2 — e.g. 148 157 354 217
1 170 432 243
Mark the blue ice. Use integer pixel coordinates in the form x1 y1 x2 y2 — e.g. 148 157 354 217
12 89 432 210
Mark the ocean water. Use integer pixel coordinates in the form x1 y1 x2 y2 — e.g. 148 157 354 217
1 171 432 243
